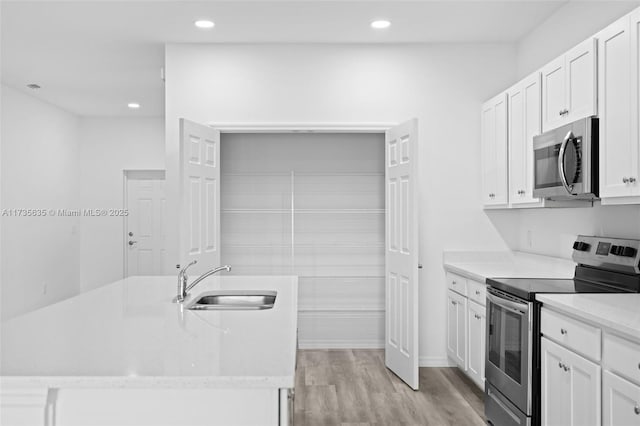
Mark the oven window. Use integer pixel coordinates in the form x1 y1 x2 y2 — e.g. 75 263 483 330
534 144 561 189
488 302 523 384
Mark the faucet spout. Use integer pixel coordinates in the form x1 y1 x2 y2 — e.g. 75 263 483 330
186 265 232 294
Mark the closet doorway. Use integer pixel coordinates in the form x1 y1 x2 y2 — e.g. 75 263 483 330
220 132 385 348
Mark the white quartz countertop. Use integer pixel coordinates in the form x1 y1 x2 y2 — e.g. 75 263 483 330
443 251 575 283
0 275 298 389
536 293 640 341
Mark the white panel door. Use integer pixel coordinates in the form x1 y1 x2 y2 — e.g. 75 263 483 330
542 56 567 132
179 119 221 274
508 73 542 206
126 177 167 276
467 300 485 388
600 15 634 199
565 38 597 123
385 118 419 390
603 371 640 426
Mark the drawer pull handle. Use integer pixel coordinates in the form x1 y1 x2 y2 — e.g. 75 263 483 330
635 406 640 415
560 328 568 335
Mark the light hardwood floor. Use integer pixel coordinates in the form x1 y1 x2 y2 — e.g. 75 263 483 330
294 349 486 426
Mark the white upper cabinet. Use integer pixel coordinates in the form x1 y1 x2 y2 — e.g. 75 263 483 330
508 72 543 206
542 38 597 132
481 93 508 207
599 15 638 200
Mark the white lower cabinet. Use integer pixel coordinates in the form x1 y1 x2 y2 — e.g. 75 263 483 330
603 370 640 426
445 272 486 389
467 300 486 388
541 337 601 426
447 289 467 370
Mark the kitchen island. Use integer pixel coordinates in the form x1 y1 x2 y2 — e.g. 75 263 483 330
0 275 298 426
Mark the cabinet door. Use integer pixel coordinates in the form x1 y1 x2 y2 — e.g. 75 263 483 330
600 16 633 199
481 93 508 207
508 73 542 206
630 8 640 197
565 38 598 122
542 56 567 132
446 290 466 369
541 337 570 426
541 337 601 426
603 370 640 426
467 300 486 388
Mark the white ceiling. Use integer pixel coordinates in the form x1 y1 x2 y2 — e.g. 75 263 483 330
1 1 569 117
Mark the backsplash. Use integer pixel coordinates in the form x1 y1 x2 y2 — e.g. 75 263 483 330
489 204 640 259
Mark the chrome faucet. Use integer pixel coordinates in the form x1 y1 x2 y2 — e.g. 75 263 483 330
175 260 231 303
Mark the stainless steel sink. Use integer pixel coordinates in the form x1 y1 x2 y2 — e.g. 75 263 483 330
186 290 277 310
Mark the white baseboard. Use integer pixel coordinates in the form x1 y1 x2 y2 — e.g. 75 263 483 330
298 340 384 349
419 356 457 367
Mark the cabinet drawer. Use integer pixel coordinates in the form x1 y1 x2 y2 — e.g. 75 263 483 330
446 272 467 296
604 333 640 386
540 307 601 361
467 280 486 306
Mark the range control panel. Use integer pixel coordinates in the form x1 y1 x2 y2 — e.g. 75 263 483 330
572 235 640 274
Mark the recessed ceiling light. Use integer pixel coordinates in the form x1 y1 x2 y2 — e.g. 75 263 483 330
127 103 141 109
26 83 41 90
194 20 215 29
371 20 391 29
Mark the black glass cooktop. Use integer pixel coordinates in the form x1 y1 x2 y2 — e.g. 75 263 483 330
486 277 628 301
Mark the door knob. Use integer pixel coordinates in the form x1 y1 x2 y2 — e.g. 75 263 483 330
128 231 134 237
128 240 138 246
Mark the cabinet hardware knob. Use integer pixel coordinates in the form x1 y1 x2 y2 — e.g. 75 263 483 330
560 328 567 335
564 365 570 372
631 177 637 184
623 177 630 184
558 362 563 369
635 405 640 415
476 290 481 295
128 240 138 246
451 301 456 305
452 280 456 285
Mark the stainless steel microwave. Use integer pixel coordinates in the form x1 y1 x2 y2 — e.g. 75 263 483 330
533 117 598 200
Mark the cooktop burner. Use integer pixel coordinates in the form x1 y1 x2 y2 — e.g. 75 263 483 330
486 277 625 301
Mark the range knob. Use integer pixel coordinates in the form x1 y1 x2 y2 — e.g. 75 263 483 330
610 245 624 256
573 241 590 252
622 246 638 258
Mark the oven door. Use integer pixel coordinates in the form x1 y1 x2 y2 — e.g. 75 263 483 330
485 288 533 415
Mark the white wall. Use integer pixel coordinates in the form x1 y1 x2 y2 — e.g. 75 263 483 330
516 1 640 79
1 85 81 320
494 1 640 259
78 117 164 291
165 43 517 364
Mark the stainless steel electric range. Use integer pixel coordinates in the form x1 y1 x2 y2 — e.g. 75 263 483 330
484 235 640 426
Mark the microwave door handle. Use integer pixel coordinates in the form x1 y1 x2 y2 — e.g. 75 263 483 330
558 131 575 195
486 293 529 315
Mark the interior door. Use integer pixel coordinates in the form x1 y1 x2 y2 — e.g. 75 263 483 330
179 119 221 274
126 175 166 276
385 118 419 390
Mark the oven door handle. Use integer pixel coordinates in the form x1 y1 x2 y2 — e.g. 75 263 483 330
487 293 529 315
558 130 576 196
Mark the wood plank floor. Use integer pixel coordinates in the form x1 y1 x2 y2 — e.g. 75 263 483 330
295 349 485 426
